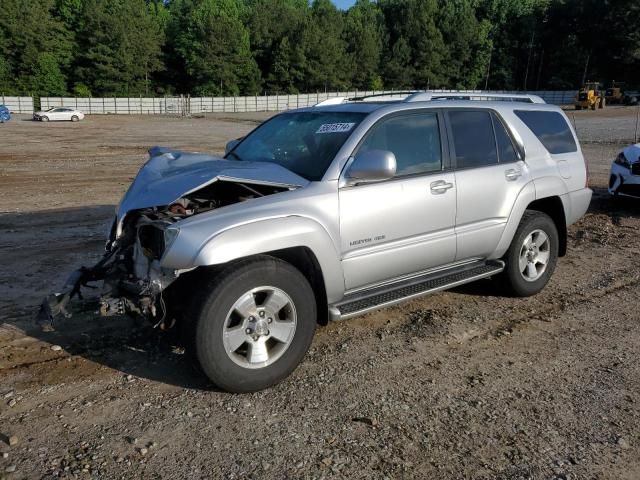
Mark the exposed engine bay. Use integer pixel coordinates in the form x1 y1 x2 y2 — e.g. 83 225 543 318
36 178 291 331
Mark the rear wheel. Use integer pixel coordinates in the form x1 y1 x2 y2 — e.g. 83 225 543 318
500 211 559 297
189 256 317 392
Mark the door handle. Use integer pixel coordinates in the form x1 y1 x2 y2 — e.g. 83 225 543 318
505 168 522 181
430 180 454 194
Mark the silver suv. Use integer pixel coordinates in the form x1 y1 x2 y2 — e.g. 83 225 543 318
40 92 592 392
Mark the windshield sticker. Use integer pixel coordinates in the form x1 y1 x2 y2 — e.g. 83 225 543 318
316 122 356 134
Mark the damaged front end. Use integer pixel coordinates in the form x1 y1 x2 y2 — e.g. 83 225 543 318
37 147 306 331
609 145 640 198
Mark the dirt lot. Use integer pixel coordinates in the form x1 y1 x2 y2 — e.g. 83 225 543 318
1 107 640 479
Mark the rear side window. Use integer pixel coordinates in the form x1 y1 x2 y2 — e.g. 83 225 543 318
514 110 577 154
492 113 518 163
448 110 497 169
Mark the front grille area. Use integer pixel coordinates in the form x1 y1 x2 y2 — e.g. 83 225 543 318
631 163 640 176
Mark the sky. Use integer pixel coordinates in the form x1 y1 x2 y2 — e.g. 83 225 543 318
332 0 356 9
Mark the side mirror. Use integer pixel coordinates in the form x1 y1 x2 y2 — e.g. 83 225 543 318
345 149 397 185
225 138 243 155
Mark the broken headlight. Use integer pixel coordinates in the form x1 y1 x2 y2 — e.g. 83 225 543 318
614 152 630 168
163 227 180 252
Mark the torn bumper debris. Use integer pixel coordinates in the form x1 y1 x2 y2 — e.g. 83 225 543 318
36 242 179 331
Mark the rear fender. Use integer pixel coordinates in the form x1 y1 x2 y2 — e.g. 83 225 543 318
491 177 572 259
490 182 536 259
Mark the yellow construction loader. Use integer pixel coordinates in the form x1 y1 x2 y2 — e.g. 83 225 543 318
575 82 605 110
605 81 625 104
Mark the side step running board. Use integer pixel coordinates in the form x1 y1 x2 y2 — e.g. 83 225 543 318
330 260 505 321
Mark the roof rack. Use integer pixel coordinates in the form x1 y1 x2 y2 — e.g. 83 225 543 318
404 92 546 104
349 91 419 102
314 91 546 106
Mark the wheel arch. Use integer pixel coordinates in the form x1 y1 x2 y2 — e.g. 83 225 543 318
164 216 345 306
492 183 567 259
526 196 567 257
262 246 329 325
169 247 329 327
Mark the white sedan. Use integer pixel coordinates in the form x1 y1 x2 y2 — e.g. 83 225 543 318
33 107 85 122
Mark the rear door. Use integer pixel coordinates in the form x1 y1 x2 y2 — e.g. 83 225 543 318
47 109 60 120
59 108 73 120
446 109 530 261
50 108 66 120
339 110 457 291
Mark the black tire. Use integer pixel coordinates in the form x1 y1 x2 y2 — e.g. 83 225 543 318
188 256 317 393
71 115 79 122
500 210 559 297
41 116 49 122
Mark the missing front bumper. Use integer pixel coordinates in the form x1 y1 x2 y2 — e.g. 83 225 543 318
36 249 177 331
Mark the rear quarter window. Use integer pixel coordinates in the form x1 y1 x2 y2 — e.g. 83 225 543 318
514 110 577 154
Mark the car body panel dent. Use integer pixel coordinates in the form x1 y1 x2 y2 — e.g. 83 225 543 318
115 147 309 234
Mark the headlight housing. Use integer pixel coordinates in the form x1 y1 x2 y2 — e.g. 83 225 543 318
614 152 630 168
163 227 180 252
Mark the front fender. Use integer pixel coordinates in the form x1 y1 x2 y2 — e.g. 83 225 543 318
170 216 345 303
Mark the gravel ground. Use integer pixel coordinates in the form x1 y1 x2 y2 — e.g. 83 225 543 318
1 107 639 479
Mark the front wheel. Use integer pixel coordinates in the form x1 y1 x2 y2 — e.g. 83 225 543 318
189 256 317 392
41 116 49 122
71 115 79 122
500 211 559 297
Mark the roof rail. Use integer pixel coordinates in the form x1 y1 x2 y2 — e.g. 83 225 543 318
314 97 347 107
313 91 547 107
404 92 546 104
348 91 419 102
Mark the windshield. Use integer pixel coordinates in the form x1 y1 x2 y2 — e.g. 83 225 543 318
227 111 366 181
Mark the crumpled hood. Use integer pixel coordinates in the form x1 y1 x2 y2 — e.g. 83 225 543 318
623 143 640 164
116 146 309 223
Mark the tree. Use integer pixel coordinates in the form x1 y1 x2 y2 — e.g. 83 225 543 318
0 0 72 94
476 0 550 89
30 52 67 95
167 0 261 95
382 37 413 89
344 0 386 90
437 0 491 89
379 0 447 88
0 55 12 94
297 0 350 91
266 37 297 93
75 0 164 95
245 0 308 91
1 0 640 97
